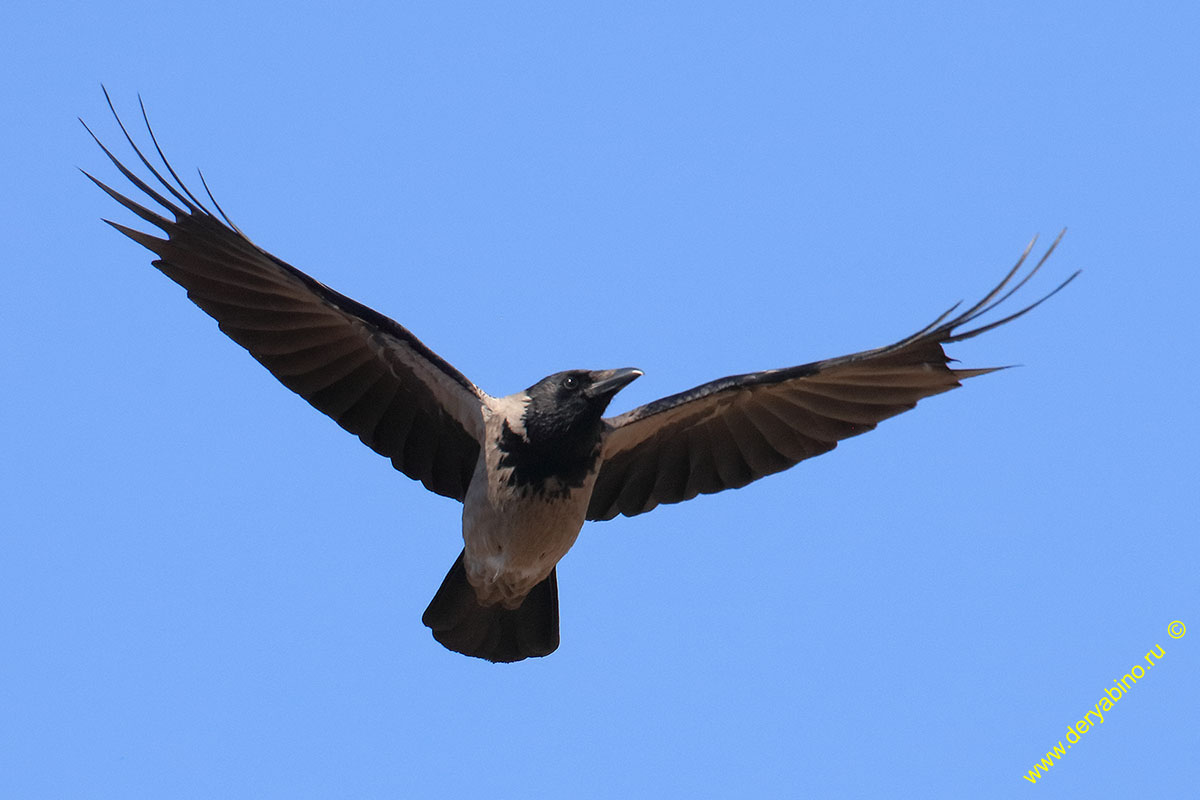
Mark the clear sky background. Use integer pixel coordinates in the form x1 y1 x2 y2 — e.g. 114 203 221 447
3 3 1197 798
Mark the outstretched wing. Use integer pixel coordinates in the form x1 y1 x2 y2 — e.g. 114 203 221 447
587 237 1077 520
83 90 486 501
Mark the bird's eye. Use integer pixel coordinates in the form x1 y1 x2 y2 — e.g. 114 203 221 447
562 376 580 390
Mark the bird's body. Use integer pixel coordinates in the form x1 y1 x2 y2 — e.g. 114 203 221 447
464 383 612 607
423 369 642 659
84 90 1078 663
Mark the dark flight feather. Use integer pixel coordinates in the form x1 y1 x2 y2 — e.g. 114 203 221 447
82 88 485 501
422 551 560 663
587 235 1079 521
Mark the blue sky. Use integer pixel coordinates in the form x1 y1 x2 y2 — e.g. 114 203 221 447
3 2 1197 797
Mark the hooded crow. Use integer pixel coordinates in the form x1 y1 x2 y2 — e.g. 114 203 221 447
83 92 1078 663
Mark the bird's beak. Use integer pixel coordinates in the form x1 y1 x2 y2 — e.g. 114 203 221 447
587 367 643 399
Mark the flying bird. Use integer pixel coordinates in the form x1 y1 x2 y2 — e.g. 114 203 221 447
83 91 1078 663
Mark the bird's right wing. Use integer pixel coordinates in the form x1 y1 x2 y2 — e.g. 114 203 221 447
83 91 485 501
587 237 1077 520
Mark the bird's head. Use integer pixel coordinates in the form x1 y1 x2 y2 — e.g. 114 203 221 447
521 368 642 446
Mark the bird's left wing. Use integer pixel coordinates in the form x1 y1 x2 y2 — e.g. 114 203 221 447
587 237 1077 520
83 92 486 501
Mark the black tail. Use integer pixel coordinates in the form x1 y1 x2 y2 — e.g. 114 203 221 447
421 550 560 663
